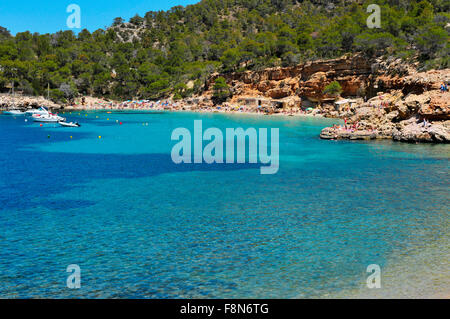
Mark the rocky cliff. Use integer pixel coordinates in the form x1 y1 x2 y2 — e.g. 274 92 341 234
203 54 434 103
200 54 449 143
205 54 374 102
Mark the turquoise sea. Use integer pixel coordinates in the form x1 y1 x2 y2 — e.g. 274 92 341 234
0 111 448 298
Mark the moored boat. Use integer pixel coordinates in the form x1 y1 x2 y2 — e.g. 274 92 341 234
4 110 26 115
33 113 65 123
26 107 50 116
59 121 81 127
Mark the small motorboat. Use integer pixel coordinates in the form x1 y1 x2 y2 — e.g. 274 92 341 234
4 110 26 115
59 121 81 127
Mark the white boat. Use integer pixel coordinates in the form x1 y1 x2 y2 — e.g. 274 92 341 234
59 121 80 127
4 110 26 115
33 113 65 123
26 107 50 116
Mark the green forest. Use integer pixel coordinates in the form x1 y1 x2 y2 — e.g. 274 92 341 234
0 0 448 102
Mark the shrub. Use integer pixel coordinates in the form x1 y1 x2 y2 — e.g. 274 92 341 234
323 81 343 97
212 77 231 104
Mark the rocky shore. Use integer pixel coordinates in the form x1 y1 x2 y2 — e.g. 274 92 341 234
319 79 449 143
0 94 60 110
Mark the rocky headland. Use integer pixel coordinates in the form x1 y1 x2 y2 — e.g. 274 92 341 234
317 68 449 143
192 54 450 143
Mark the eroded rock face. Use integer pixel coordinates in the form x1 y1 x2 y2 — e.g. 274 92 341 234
337 75 365 96
392 121 450 143
405 94 430 112
257 81 275 93
267 87 291 99
204 55 448 109
301 72 328 101
0 95 61 109
418 91 450 120
206 54 374 102
201 54 449 144
385 91 450 121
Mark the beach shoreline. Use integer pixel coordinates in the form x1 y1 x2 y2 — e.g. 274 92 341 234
326 233 450 299
58 107 326 119
0 94 325 118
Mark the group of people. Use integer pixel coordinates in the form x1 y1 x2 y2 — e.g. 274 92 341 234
366 100 391 110
379 101 391 108
334 119 361 132
117 100 177 110
440 82 448 92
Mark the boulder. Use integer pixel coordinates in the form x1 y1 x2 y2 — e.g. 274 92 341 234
418 91 450 120
396 101 411 120
404 94 430 113
392 121 450 143
353 106 382 122
266 87 291 99
257 81 275 93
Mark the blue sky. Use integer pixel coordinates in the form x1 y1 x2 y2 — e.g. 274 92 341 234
0 0 199 35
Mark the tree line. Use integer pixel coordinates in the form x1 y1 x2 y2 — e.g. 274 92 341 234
0 0 448 102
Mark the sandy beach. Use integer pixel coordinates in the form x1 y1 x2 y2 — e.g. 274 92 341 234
330 233 450 299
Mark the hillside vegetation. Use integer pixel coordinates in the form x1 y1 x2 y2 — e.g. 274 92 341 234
0 0 448 102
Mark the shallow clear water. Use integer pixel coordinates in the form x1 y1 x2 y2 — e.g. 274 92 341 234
0 111 448 298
